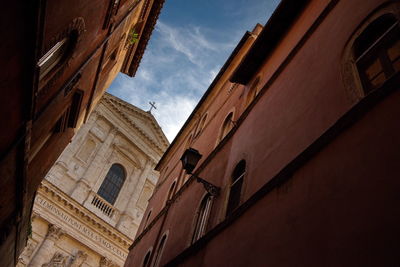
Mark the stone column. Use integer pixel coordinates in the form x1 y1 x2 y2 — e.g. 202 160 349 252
28 224 63 267
71 127 118 203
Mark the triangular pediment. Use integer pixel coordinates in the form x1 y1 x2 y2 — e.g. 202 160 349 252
102 93 169 151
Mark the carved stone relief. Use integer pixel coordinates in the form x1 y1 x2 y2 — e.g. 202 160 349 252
42 252 68 267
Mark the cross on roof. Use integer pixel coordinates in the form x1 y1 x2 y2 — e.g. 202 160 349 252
148 101 157 113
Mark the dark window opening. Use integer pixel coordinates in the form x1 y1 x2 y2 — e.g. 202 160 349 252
142 250 152 267
226 160 246 216
153 234 167 267
354 14 400 94
219 112 234 141
192 194 213 243
98 164 126 205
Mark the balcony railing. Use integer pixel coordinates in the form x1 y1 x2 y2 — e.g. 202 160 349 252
90 194 115 218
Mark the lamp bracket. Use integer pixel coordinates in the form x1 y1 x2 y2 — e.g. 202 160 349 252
196 176 220 196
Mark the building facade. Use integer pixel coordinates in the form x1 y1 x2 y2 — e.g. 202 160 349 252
17 93 169 267
126 0 400 266
0 0 164 265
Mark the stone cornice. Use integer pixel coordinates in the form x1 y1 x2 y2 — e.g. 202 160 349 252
37 180 132 248
104 93 169 147
101 96 168 155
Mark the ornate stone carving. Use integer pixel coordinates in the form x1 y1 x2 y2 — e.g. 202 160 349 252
100 256 118 267
42 252 68 267
69 250 87 267
47 224 63 242
18 239 37 264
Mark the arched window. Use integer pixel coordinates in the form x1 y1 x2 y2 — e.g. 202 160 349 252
246 77 260 106
142 249 152 267
226 160 246 216
195 113 208 137
192 194 213 243
153 234 167 267
354 14 399 94
144 210 152 228
219 112 234 142
166 181 176 203
97 164 126 205
185 133 193 149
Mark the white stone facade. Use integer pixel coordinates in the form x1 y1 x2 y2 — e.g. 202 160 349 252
17 93 169 267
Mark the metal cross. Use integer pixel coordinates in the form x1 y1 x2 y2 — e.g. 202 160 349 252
148 101 157 113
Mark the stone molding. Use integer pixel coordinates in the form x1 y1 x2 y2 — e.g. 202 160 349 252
102 93 169 148
100 256 118 267
37 180 132 247
47 224 64 242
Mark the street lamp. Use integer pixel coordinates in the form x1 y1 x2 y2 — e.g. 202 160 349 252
180 148 220 196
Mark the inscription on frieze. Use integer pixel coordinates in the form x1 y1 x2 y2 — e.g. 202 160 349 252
35 196 127 259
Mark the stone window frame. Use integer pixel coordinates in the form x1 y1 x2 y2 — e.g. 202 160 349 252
97 163 127 205
217 110 235 144
225 159 246 217
191 192 213 244
37 17 85 94
341 2 400 102
142 247 153 267
164 179 177 206
245 76 261 107
152 231 169 267
194 113 208 138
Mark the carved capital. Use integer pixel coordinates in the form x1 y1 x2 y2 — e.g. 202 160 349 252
100 256 118 267
46 224 63 241
42 251 68 267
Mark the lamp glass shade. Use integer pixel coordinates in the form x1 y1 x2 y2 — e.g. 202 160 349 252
180 148 202 174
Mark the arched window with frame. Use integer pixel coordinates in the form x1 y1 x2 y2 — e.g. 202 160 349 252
153 234 167 267
195 113 208 138
142 249 152 267
354 14 399 94
166 181 176 204
97 163 126 205
226 160 246 216
246 77 260 107
192 193 213 243
219 112 234 142
144 210 152 228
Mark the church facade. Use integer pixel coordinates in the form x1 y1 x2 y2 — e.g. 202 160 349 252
18 93 168 267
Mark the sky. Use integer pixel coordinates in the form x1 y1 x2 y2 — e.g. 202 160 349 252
108 0 281 141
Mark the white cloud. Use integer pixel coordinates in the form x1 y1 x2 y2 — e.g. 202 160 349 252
108 21 238 142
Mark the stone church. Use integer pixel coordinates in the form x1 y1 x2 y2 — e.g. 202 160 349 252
17 93 169 267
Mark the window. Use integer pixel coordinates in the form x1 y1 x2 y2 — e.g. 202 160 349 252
185 133 193 149
38 38 70 80
165 181 176 205
245 77 260 106
37 30 79 84
226 160 246 216
144 210 152 228
104 0 120 29
195 114 208 137
153 234 167 267
354 14 399 94
142 249 152 267
219 112 234 142
97 164 126 205
192 194 213 243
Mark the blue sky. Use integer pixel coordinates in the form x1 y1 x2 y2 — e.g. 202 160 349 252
108 0 280 141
